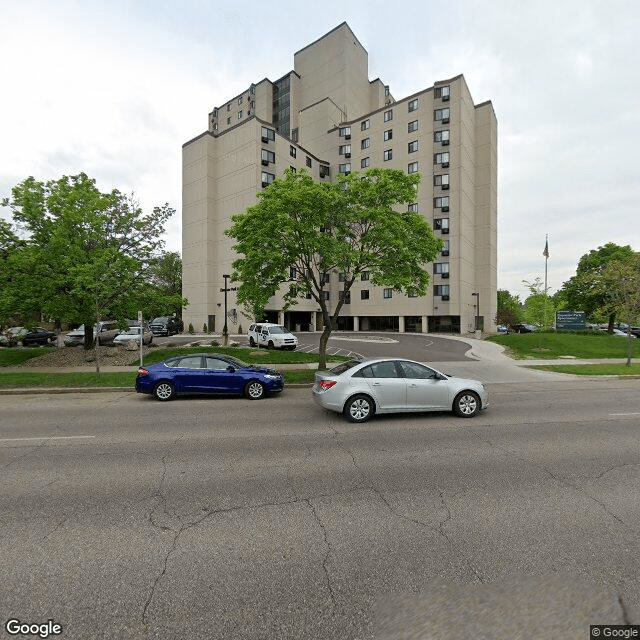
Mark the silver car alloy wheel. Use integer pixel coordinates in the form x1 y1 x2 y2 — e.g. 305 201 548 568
247 381 265 399
155 382 174 401
456 392 478 416
348 397 371 422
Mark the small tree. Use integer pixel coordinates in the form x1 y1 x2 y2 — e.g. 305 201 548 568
522 278 558 329
496 289 522 327
226 168 443 369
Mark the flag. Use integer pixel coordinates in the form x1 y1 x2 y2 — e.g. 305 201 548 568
543 237 549 258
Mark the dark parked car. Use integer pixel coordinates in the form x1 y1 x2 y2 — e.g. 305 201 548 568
21 327 56 346
511 323 538 333
135 353 284 401
148 316 184 337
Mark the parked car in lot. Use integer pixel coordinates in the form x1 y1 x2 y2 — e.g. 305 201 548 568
510 323 538 333
313 358 488 423
248 323 298 350
497 324 509 334
0 327 27 347
21 327 56 346
148 316 184 336
135 353 284 401
64 321 121 346
113 326 153 346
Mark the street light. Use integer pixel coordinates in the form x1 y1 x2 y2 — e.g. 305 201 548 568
472 292 481 331
223 274 230 346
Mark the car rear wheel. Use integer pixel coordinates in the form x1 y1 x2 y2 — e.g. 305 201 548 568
245 381 265 400
154 382 175 401
344 394 375 423
453 391 480 418
267 341 274 350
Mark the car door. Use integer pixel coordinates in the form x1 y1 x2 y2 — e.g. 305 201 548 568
202 356 241 393
170 355 204 392
359 361 407 411
399 360 451 410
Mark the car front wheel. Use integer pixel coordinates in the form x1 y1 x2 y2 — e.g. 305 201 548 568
249 337 256 347
344 394 374 423
154 382 175 401
245 381 265 400
453 391 480 418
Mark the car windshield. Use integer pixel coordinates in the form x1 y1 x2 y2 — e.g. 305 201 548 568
124 328 141 334
268 326 289 334
223 355 249 369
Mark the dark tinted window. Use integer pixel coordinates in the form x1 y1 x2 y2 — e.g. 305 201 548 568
369 361 400 378
398 361 437 379
329 360 362 375
174 356 203 369
205 357 229 371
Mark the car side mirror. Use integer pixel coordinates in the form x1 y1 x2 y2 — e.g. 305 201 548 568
226 365 235 373
435 373 448 381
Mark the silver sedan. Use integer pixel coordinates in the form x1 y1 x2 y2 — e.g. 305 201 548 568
312 358 488 423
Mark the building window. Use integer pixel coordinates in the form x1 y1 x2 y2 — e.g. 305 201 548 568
261 171 275 186
384 129 393 141
434 152 450 166
238 110 243 119
306 156 312 168
441 240 450 256
408 120 418 133
338 272 345 282
322 291 330 300
361 290 370 300
361 119 370 131
339 291 351 304
434 285 450 297
339 126 351 138
361 271 370 281
434 108 450 123
261 149 275 164
434 196 450 209
385 85 390 96
434 218 450 233
238 96 243 104
408 162 418 174
339 144 351 156
384 109 393 122
408 140 418 153
227 103 231 112
213 123 218 131
361 138 370 150
384 149 393 161
434 86 450 100
289 145 296 158
361 157 370 169
291 128 299 143
383 288 393 299
434 174 450 188
319 165 330 178
434 262 450 275
408 203 418 212
227 117 231 125
290 267 297 279
339 163 351 174
261 126 275 142
408 98 418 112
434 130 450 144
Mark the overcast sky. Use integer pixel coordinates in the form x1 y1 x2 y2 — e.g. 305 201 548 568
2 0 638 301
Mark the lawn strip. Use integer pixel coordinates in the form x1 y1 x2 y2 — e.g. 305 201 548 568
529 364 640 376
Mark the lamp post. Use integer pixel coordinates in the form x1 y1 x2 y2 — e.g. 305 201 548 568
472 292 481 332
223 274 230 346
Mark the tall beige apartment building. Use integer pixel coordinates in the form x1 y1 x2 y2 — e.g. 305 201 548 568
182 22 497 335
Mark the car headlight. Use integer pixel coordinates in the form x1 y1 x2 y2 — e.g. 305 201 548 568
264 374 281 380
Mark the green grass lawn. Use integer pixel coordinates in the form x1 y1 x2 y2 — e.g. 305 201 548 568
530 364 640 376
486 332 640 359
135 345 347 366
0 347 56 367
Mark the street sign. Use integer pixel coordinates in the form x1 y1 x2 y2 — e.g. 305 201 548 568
220 286 238 292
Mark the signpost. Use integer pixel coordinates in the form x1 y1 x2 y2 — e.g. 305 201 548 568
138 310 143 367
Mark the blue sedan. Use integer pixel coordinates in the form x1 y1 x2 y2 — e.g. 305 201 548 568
135 353 284 401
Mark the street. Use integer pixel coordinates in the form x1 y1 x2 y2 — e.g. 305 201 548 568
1 380 640 638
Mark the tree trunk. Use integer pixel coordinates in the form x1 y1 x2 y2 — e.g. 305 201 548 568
607 314 616 334
318 327 331 370
83 325 94 349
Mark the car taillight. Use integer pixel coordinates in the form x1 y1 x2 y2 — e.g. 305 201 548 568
318 380 337 390
137 368 149 376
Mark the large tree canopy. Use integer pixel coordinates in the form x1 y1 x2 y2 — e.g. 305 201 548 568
2 173 186 345
226 168 443 368
561 242 636 331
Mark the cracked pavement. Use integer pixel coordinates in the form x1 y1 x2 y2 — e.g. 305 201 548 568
1 380 639 638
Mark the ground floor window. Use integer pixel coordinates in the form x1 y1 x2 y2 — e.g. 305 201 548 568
358 316 399 331
428 315 460 333
404 316 422 332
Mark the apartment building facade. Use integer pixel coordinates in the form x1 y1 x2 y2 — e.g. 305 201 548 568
182 22 497 334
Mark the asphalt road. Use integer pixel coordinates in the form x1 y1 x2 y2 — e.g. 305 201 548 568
1 381 639 639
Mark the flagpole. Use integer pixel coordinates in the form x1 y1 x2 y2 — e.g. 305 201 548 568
543 235 549 329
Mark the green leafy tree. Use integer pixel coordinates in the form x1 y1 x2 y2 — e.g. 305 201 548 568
144 251 186 319
522 278 559 329
3 173 185 349
226 168 443 369
561 243 635 332
496 289 522 327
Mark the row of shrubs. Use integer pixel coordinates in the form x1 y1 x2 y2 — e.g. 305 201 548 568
187 324 244 335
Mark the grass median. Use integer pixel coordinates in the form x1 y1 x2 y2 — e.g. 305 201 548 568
529 364 640 376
